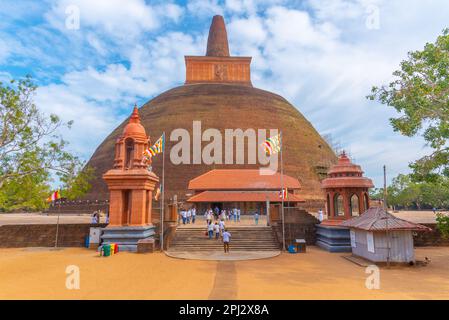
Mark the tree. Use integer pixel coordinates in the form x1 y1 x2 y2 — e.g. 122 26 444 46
436 213 449 239
0 76 92 211
374 172 449 210
368 29 449 182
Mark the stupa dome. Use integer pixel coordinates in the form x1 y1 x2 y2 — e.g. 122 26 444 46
84 16 337 206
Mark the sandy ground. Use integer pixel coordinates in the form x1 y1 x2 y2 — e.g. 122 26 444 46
1 246 448 300
392 210 444 224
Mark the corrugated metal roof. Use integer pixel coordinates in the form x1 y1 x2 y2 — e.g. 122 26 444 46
188 169 301 190
187 191 304 203
341 207 431 232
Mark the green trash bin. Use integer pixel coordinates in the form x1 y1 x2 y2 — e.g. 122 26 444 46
102 244 111 257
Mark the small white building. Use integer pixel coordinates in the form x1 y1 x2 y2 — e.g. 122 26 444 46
341 207 430 264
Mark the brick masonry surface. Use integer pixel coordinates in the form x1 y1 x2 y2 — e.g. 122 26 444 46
0 223 108 248
413 224 449 247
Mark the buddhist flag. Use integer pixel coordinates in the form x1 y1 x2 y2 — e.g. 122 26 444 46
47 190 61 203
144 133 165 159
262 134 281 156
279 188 288 200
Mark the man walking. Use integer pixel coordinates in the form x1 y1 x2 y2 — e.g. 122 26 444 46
186 208 191 224
254 212 259 225
219 219 225 235
206 209 212 225
207 221 214 239
192 206 196 224
214 222 220 239
222 229 231 253
181 209 187 225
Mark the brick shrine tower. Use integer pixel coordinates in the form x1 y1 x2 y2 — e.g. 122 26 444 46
321 151 374 225
184 15 252 86
316 152 374 252
101 106 159 252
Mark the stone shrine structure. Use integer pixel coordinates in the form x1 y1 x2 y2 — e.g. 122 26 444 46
101 106 159 252
321 152 374 224
316 152 374 252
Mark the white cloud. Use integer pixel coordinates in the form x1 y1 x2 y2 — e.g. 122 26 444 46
45 0 183 42
187 0 224 17
35 84 121 158
0 38 11 63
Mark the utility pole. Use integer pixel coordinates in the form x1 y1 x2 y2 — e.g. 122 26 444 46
384 165 391 267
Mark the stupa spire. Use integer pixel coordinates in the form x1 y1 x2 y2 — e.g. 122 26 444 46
129 104 140 123
206 15 230 57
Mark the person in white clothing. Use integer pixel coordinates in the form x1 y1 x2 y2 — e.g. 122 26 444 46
214 222 220 239
318 209 324 222
206 210 212 225
222 229 232 253
181 210 187 224
207 221 214 239
191 207 196 224
219 219 225 234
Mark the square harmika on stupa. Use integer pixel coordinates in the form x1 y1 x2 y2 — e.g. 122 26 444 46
84 15 337 209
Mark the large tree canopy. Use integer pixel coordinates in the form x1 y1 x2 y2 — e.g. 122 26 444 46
368 29 449 182
0 76 92 211
370 173 449 210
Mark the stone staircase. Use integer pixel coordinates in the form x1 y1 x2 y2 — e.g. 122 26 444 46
168 226 280 252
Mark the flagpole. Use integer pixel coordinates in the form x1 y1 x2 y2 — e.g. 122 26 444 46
160 132 166 252
280 131 285 251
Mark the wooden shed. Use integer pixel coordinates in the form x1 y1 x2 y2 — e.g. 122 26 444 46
341 207 431 264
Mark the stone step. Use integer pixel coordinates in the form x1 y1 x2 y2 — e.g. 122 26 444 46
169 225 279 252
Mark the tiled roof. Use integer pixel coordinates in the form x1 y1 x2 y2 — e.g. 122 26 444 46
321 177 374 188
187 191 304 203
341 207 431 232
188 169 301 190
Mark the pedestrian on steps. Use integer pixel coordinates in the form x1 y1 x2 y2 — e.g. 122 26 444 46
191 206 196 224
214 222 220 239
222 229 231 253
207 221 214 239
206 209 212 225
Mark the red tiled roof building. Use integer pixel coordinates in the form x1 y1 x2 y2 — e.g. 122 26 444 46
187 169 304 221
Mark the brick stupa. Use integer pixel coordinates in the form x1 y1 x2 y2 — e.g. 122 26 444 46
84 15 337 211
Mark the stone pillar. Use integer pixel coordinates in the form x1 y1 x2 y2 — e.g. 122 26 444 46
108 190 123 227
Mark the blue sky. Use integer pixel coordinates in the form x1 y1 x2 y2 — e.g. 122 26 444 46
1 0 449 187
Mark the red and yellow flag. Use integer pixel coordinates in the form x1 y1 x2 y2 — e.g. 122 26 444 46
47 190 61 203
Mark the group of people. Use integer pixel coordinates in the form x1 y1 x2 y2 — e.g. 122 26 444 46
90 210 109 224
179 207 197 224
205 212 232 253
206 206 242 222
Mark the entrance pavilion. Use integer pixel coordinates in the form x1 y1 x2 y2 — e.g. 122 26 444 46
186 169 304 224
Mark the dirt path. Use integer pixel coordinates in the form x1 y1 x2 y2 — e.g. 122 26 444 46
208 261 238 299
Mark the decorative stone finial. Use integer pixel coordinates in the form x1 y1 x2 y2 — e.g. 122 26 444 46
123 105 146 139
129 104 140 123
206 15 230 57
